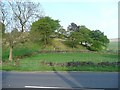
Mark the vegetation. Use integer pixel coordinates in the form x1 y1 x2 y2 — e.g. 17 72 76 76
1 1 44 61
30 16 60 47
18 52 118 63
2 52 119 72
0 1 118 72
2 42 119 72
66 24 109 51
107 41 119 53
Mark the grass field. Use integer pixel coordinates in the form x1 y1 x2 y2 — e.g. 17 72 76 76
1 40 119 72
21 52 118 63
2 52 119 72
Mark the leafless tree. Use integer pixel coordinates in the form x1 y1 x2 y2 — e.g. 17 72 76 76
9 1 44 32
0 1 44 61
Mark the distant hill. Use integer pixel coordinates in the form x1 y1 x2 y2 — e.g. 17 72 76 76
108 38 119 52
109 38 120 42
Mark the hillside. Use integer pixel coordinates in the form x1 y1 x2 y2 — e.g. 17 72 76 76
51 38 88 51
109 38 120 42
108 38 119 52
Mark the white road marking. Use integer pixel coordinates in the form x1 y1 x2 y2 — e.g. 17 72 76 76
25 86 72 89
25 86 104 90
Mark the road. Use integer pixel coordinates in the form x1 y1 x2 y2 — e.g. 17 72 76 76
1 71 119 89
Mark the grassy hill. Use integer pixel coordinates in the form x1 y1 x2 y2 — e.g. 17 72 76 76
2 38 119 72
51 38 87 51
107 38 119 52
3 37 119 61
2 38 88 61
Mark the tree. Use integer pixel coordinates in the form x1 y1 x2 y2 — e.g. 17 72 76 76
0 2 9 25
67 22 80 33
0 1 44 61
0 22 5 35
66 23 109 51
0 2 10 34
65 32 81 48
78 25 92 46
4 29 29 61
89 30 109 51
36 16 60 32
9 1 44 32
30 16 60 47
56 26 67 38
66 24 92 48
7 28 19 61
31 22 52 47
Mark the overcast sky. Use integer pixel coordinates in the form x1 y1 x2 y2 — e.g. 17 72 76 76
5 0 119 39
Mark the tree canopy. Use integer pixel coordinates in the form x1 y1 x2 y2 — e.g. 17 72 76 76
65 23 109 51
89 30 109 51
30 16 61 47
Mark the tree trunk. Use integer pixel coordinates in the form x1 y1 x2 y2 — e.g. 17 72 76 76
44 34 47 47
9 46 13 62
21 25 24 32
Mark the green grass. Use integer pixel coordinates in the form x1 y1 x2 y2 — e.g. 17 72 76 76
2 52 119 72
2 61 119 72
107 42 119 52
2 40 119 72
21 52 118 63
0 65 2 70
2 42 40 61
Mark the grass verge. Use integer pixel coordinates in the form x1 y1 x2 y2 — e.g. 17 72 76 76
2 64 119 72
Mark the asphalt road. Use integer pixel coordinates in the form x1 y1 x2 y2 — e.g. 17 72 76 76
1 71 119 89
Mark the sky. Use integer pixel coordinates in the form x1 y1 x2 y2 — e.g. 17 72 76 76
4 0 119 39
40 0 118 39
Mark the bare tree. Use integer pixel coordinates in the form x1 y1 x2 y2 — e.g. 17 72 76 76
1 1 44 61
9 1 44 32
0 2 7 24
0 2 11 33
7 29 29 61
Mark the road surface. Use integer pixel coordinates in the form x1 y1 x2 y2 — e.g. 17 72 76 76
1 71 119 89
